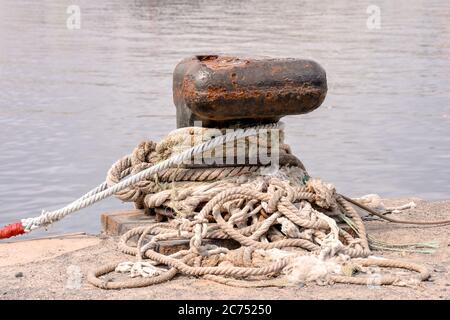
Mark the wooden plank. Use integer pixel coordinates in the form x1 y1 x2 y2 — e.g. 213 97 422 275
101 209 153 236
101 210 240 255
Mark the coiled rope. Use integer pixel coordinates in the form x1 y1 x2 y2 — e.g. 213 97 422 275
1 122 448 289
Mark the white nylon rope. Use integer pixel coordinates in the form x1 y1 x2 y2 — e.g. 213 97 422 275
21 122 283 232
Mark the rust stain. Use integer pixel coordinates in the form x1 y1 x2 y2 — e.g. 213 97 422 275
197 55 249 70
204 84 323 102
174 55 327 126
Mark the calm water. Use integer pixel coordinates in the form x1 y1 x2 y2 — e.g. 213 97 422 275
0 0 449 237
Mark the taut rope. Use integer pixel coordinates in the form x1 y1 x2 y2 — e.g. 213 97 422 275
1 122 281 236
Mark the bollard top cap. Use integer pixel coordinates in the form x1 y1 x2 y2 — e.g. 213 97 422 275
173 55 327 128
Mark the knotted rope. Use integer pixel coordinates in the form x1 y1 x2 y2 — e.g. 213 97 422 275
0 122 446 288
84 124 445 289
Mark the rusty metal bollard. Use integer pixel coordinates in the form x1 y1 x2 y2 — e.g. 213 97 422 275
173 55 327 128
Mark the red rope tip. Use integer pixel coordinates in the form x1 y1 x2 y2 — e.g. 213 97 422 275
0 222 25 239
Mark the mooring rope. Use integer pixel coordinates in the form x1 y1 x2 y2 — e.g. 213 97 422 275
0 122 282 237
1 122 448 289
86 182 432 289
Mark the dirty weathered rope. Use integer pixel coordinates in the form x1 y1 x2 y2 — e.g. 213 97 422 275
86 124 441 289
341 195 450 225
12 122 283 234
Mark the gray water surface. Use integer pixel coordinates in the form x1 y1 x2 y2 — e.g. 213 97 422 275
0 0 449 237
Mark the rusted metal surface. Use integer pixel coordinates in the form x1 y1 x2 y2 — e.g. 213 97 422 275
173 55 327 128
